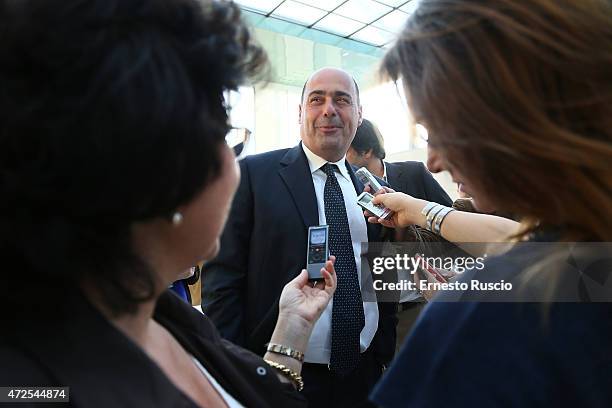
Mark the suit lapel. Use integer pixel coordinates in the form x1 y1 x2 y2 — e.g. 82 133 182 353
385 161 402 191
278 144 319 229
277 146 382 240
346 161 364 195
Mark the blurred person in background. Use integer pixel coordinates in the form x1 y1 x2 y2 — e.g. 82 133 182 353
0 1 338 407
367 0 612 406
348 118 452 351
346 118 385 177
347 118 451 206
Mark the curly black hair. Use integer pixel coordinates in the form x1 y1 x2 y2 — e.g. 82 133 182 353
0 0 267 318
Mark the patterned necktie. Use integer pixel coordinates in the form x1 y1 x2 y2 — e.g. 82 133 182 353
321 163 365 375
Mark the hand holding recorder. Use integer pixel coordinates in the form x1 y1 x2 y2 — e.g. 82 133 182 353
413 254 457 301
279 255 337 326
366 189 430 229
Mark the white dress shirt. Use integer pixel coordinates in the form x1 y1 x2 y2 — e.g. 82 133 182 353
382 160 388 182
301 143 379 364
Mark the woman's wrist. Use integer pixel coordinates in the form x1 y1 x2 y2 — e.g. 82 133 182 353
269 312 313 353
408 197 430 228
266 312 312 375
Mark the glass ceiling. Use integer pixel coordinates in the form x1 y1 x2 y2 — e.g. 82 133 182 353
234 0 418 48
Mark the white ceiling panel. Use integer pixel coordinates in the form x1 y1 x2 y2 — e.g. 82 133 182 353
313 13 366 36
372 9 409 33
375 0 408 6
294 0 347 11
233 0 284 14
234 0 406 48
335 0 392 24
400 0 420 16
272 1 328 25
351 25 395 46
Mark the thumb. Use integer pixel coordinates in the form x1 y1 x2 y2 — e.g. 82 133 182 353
372 193 387 206
289 269 309 289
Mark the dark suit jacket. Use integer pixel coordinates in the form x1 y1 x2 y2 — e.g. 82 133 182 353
0 290 304 408
367 160 453 302
202 145 449 366
385 161 452 206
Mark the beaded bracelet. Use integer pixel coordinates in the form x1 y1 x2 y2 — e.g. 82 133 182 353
264 359 304 391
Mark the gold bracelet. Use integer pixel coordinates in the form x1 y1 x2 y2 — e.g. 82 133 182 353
264 359 304 391
265 343 305 362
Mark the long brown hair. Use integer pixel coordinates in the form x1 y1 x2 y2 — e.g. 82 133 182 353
381 0 612 241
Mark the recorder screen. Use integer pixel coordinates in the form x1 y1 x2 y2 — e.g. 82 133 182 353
310 229 326 245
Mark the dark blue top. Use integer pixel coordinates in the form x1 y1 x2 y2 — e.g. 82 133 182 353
169 279 190 303
370 241 612 407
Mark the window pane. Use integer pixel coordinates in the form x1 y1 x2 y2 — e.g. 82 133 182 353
293 0 346 11
351 25 395 46
272 0 328 25
400 0 420 16
335 0 392 24
313 13 365 37
233 0 284 14
375 0 408 6
372 10 409 33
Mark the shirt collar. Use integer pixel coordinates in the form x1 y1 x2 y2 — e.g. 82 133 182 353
301 143 351 182
382 160 388 182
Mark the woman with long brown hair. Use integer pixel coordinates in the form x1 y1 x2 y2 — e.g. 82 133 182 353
368 0 612 406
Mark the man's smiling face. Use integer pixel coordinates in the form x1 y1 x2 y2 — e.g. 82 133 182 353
299 68 362 162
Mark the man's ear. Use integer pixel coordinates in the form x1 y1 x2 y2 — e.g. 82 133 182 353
364 148 373 159
298 104 303 124
357 104 363 126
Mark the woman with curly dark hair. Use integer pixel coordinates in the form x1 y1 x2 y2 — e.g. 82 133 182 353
0 1 336 406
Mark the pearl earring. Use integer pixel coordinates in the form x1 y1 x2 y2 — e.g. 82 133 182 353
172 212 183 226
